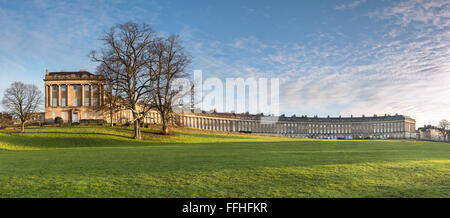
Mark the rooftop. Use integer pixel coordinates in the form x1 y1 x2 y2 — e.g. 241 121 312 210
44 69 104 81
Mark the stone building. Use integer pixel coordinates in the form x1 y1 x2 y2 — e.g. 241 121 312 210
179 113 417 139
417 125 447 141
43 69 163 125
28 112 45 123
44 70 106 123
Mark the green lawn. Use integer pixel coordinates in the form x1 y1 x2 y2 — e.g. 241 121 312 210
0 126 449 198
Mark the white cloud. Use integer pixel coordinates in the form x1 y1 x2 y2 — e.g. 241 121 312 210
186 0 450 127
336 0 367 10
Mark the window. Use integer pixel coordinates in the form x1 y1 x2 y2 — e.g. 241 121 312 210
85 112 89 119
53 98 57 107
94 112 98 119
62 98 66 107
62 112 66 121
53 112 56 119
62 85 66 92
85 98 90 106
73 85 77 90
94 98 98 106
53 85 57 91
73 98 78 106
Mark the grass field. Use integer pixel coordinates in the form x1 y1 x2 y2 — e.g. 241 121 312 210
0 126 449 198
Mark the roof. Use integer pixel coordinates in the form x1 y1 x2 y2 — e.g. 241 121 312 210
48 71 94 76
44 70 105 81
191 112 415 123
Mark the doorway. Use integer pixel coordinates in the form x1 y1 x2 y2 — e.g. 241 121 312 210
73 112 79 123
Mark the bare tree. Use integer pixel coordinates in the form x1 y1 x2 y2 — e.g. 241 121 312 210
148 35 191 135
1 82 42 132
90 22 155 139
437 119 450 142
0 112 14 128
95 63 122 127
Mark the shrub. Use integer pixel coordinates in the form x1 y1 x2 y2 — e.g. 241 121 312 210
79 119 106 125
54 117 64 125
26 121 41 127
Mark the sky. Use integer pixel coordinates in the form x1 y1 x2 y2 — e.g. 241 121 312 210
0 0 449 127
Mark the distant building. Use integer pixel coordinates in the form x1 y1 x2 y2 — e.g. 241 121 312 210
28 112 45 123
0 112 15 126
44 70 106 123
181 112 417 139
417 125 447 141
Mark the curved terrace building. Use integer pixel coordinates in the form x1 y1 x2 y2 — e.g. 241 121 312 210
179 113 417 139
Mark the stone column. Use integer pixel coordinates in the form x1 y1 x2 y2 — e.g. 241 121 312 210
100 84 104 106
81 84 85 106
57 84 61 107
44 85 48 107
90 84 94 106
66 84 70 106
49 85 53 107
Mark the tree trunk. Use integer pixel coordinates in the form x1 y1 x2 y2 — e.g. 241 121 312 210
162 121 169 135
21 121 25 132
161 113 169 135
134 118 141 140
110 110 114 127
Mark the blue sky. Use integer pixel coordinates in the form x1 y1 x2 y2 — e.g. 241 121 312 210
0 0 449 126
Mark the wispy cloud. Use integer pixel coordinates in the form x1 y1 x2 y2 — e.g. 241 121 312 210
0 0 161 103
181 0 450 126
336 0 367 10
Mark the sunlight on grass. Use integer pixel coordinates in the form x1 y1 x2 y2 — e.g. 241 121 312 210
0 126 449 197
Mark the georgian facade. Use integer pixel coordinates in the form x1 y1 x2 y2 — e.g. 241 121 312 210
179 113 417 139
44 70 106 123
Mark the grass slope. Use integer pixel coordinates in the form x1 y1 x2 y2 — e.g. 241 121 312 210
0 126 449 198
